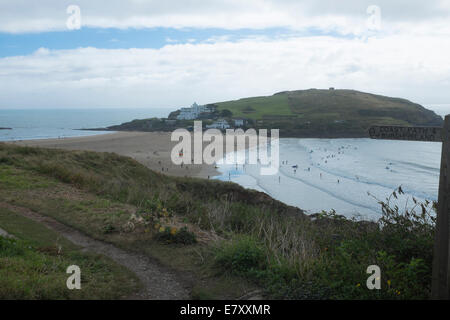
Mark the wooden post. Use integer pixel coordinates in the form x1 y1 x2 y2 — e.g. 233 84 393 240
432 115 450 299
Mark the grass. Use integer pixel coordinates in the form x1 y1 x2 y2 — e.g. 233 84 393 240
0 207 139 299
0 145 262 299
212 89 442 137
0 142 437 299
215 94 293 120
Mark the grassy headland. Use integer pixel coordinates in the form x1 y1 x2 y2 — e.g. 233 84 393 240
0 143 436 299
93 89 443 138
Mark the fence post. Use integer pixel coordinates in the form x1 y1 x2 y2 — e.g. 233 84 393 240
432 115 450 299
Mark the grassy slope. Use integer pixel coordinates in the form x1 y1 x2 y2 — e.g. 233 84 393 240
0 206 139 299
0 144 272 299
213 89 443 137
0 143 436 299
215 94 292 119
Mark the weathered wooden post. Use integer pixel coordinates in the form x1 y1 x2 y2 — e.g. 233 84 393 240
431 115 450 299
368 119 448 299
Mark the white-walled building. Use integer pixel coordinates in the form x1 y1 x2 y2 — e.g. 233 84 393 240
206 119 230 129
177 102 211 120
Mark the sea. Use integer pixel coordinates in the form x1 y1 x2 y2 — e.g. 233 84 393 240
1 104 449 220
214 104 450 220
0 108 170 141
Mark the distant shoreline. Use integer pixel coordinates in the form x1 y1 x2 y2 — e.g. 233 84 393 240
80 127 373 139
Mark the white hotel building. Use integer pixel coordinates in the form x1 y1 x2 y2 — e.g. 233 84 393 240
176 102 211 120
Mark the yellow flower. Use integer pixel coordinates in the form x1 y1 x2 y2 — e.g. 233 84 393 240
159 226 165 233
356 283 361 287
387 280 391 286
170 227 177 235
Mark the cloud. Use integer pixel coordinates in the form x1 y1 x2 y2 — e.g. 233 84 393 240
1 32 449 108
0 0 448 109
0 0 449 34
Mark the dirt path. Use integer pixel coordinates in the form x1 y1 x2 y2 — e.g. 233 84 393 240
0 202 190 300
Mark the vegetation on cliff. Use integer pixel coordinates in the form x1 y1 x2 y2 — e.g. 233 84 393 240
95 89 443 138
0 143 436 299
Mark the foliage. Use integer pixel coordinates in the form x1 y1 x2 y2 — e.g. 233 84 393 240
154 226 197 245
0 143 437 299
214 236 266 275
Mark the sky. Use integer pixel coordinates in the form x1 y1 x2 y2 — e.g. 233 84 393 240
0 0 449 109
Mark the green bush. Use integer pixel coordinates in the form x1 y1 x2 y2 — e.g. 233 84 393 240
215 236 266 275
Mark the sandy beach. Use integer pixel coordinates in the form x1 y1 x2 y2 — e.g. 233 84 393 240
9 131 219 179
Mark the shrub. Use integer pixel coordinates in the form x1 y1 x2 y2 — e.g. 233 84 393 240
308 188 435 299
154 226 197 245
215 236 266 275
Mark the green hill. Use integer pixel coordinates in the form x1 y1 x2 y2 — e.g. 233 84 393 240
93 89 443 138
212 89 443 137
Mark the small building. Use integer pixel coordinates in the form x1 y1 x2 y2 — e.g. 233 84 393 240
233 119 245 127
329 87 335 90
206 119 230 129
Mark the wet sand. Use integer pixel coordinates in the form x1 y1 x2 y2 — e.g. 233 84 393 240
9 132 219 179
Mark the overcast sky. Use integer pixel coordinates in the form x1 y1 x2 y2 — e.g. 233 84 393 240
0 0 449 109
